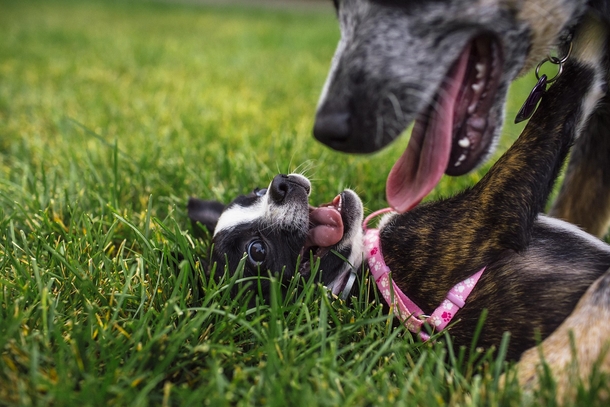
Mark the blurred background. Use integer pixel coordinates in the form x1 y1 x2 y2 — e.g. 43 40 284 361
0 0 531 219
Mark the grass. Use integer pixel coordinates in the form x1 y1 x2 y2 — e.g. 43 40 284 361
0 0 607 405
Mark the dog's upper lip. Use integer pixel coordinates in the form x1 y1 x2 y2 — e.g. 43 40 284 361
386 35 503 212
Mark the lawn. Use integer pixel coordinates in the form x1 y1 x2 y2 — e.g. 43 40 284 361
0 0 604 405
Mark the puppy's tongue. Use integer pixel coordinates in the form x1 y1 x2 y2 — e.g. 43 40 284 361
386 43 471 213
307 199 344 247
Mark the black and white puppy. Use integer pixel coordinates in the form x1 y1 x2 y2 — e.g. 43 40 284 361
188 175 364 300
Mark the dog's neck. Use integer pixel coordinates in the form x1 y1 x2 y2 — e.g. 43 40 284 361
361 209 485 339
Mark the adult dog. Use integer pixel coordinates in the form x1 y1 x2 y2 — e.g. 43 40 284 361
314 0 610 238
312 0 610 397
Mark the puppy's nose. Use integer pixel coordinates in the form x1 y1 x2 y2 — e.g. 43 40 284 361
313 111 350 145
270 174 310 203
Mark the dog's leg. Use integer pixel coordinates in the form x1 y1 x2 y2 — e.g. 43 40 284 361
550 94 610 238
475 12 609 254
516 268 610 401
547 12 610 238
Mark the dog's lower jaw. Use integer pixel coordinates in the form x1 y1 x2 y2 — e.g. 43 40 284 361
294 188 366 297
324 214 366 297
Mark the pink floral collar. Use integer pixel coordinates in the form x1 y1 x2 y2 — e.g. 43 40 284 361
363 209 485 341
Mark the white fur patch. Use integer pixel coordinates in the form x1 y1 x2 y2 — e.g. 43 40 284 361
571 13 608 68
213 174 311 237
213 195 267 237
537 215 610 253
516 0 582 75
377 211 398 231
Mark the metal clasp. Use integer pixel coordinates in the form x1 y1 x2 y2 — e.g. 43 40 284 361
535 42 573 84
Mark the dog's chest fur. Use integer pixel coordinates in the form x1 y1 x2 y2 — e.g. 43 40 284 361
377 211 610 358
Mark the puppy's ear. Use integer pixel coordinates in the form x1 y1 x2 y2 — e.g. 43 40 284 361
187 197 225 237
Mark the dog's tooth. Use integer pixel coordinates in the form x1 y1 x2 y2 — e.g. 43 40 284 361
468 116 486 130
454 153 467 167
458 137 470 148
468 104 476 114
475 63 485 79
471 83 482 93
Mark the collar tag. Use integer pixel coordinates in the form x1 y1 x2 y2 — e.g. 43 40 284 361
515 74 547 123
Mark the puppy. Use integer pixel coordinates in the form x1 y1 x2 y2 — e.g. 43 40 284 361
314 0 610 237
187 177 365 301
190 42 608 372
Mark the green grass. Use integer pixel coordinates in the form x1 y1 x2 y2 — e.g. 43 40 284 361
0 0 606 405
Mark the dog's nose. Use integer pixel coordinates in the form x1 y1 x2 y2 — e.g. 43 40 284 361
313 111 351 145
269 174 310 203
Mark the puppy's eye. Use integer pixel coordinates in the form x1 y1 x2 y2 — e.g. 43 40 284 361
254 188 267 197
247 240 267 264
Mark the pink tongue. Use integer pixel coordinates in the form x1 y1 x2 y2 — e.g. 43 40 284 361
307 205 343 247
386 43 471 213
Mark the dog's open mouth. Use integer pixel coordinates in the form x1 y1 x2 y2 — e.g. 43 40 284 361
387 35 503 212
298 194 346 274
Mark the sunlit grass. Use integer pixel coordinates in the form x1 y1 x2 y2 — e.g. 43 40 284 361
0 0 605 405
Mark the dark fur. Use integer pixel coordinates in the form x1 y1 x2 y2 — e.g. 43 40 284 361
191 52 608 363
550 92 610 236
359 57 609 360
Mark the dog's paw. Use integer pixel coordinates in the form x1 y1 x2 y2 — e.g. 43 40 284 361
516 270 610 402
